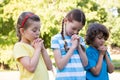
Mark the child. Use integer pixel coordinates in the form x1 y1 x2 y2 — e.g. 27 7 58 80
85 23 114 80
51 9 88 80
13 12 52 80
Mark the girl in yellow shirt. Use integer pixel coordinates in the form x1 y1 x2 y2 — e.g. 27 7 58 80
13 12 52 80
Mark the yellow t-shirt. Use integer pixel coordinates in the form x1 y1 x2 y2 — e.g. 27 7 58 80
13 42 49 80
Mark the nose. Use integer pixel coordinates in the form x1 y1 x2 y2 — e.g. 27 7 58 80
101 38 105 42
36 30 40 36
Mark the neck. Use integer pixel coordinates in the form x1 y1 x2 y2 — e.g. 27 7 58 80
20 38 31 45
90 44 98 50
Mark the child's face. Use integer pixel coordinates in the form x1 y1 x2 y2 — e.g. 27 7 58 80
65 20 83 36
92 33 106 49
22 21 40 44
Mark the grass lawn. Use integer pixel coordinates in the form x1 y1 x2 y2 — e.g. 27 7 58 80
112 60 120 72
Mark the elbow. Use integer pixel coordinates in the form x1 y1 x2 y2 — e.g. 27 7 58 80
108 70 114 74
91 67 101 76
82 59 88 67
108 64 114 73
92 71 100 76
28 67 36 73
46 61 53 70
47 68 52 70
26 66 36 73
57 64 64 70
47 66 53 70
29 70 35 73
91 69 100 76
55 61 64 70
57 66 63 70
108 67 114 73
83 61 88 67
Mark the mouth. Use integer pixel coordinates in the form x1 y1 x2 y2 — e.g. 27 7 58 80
100 43 104 46
68 32 74 36
35 37 39 39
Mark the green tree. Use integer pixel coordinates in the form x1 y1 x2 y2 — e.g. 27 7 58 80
94 0 120 47
1 0 120 70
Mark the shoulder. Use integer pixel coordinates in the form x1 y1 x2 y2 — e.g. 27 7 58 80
51 33 62 40
86 46 96 55
14 42 22 48
13 42 33 59
86 46 95 52
14 42 27 47
86 46 100 59
14 42 32 50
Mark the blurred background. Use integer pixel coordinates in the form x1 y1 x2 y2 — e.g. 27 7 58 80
0 0 120 80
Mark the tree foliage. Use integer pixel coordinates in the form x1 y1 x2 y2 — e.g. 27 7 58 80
0 0 120 69
1 0 119 48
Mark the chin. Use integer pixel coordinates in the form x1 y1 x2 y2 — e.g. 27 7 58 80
68 34 72 36
67 33 73 36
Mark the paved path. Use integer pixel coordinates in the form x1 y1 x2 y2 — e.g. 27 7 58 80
109 72 120 80
0 71 19 80
0 71 119 80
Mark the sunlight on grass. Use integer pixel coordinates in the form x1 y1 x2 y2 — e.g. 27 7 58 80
112 60 120 72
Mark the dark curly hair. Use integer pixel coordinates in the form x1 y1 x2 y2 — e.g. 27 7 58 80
85 23 109 45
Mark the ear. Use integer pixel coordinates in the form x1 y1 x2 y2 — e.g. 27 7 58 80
19 28 25 35
63 18 68 24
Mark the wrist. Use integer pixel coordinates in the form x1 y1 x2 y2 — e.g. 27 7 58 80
105 53 108 58
100 53 104 58
41 48 46 53
35 48 41 53
70 46 76 50
78 45 81 49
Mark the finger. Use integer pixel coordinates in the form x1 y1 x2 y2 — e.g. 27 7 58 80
74 35 79 40
76 36 79 40
36 38 42 42
40 40 44 43
73 35 79 40
32 39 36 44
34 38 39 43
71 35 75 40
39 38 42 41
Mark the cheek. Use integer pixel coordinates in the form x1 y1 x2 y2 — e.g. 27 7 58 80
65 26 69 32
94 39 101 46
66 27 72 32
67 28 71 32
94 39 98 44
26 31 34 37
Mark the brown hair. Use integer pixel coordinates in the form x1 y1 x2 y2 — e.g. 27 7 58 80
16 12 40 41
61 9 86 51
85 23 109 45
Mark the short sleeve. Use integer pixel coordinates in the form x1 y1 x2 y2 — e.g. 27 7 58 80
85 51 97 70
13 43 29 60
51 36 60 50
106 51 112 61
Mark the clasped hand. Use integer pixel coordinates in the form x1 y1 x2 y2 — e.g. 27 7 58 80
71 34 80 49
98 45 107 56
32 38 44 52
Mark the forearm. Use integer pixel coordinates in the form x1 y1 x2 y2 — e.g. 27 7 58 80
91 54 104 76
41 48 53 70
29 49 41 72
78 45 88 67
56 47 74 70
105 54 114 73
